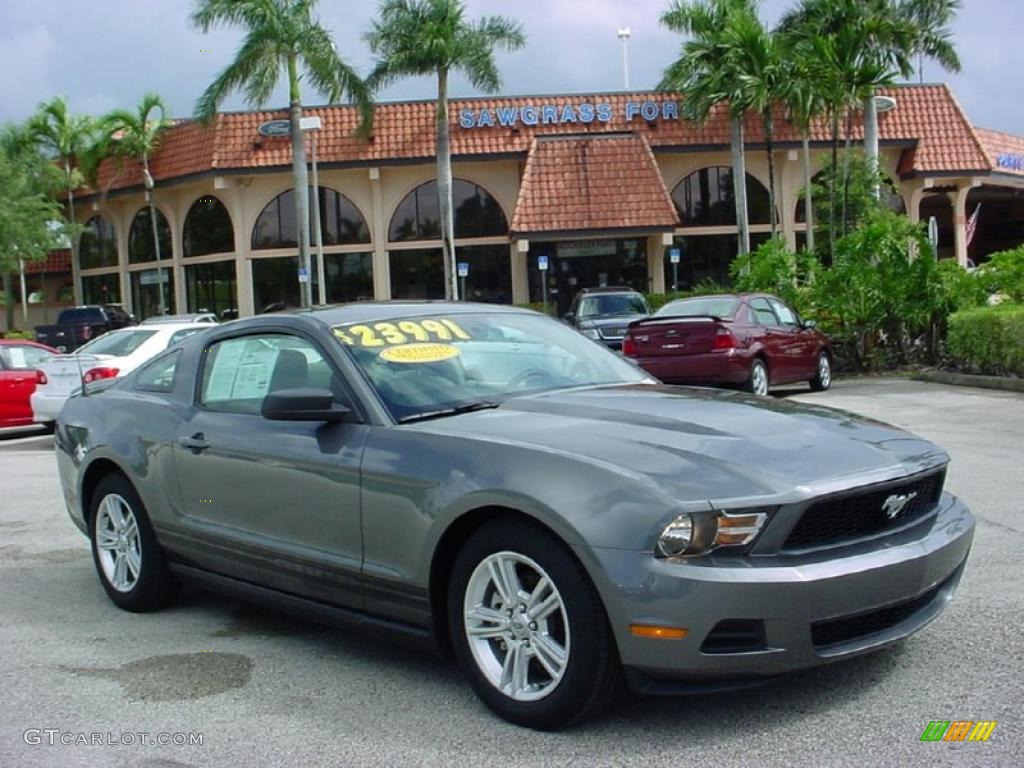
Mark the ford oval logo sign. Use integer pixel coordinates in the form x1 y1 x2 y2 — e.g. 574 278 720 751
258 119 291 137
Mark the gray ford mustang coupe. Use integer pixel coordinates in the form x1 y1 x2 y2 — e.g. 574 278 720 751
55 302 974 729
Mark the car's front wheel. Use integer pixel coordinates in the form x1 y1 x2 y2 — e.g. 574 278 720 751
448 520 621 730
89 473 175 612
809 351 832 392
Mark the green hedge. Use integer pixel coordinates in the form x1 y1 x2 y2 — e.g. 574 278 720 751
1 330 35 340
947 304 1024 377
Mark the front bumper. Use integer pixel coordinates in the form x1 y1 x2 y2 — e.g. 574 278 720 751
585 492 974 690
30 391 68 423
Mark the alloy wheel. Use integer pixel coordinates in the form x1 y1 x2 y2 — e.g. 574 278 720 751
463 551 571 702
818 354 832 389
751 362 769 396
94 493 142 593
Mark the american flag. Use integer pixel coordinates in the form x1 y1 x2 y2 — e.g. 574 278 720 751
966 203 982 246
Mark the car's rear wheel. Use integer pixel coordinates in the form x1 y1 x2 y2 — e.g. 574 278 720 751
809 351 832 392
89 473 175 612
746 359 770 396
448 520 621 730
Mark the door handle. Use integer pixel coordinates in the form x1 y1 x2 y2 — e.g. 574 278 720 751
179 433 210 453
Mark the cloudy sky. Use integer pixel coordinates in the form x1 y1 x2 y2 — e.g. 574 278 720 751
1 0 1019 134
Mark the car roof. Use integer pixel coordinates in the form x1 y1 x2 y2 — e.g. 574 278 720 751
258 301 536 327
0 339 55 349
109 322 212 334
141 314 214 324
578 287 642 295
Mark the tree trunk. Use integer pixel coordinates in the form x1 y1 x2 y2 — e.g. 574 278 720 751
829 108 839 262
288 55 312 309
863 89 880 199
802 133 815 254
66 160 82 305
764 110 777 238
842 107 853 237
730 117 750 257
2 273 14 332
143 155 166 316
436 67 458 300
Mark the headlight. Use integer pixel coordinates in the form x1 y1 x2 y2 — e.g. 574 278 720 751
655 509 769 557
582 328 601 340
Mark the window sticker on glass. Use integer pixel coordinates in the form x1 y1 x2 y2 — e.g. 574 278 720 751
379 343 461 364
204 338 278 402
333 318 472 348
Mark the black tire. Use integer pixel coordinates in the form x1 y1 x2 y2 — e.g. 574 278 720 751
745 358 770 396
40 422 56 435
447 519 621 730
88 473 175 612
809 350 832 392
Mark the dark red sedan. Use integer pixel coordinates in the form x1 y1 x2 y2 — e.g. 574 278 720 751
0 339 58 428
622 293 831 396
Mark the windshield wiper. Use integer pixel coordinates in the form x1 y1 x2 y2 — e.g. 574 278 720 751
399 400 502 424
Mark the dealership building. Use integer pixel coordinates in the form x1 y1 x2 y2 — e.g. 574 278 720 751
54 83 1024 321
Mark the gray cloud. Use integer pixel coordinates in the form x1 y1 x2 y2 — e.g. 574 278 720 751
0 0 1019 134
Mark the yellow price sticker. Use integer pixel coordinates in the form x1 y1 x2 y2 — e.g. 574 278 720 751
379 343 461 364
333 318 472 348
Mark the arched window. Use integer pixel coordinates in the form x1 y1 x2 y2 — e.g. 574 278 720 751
183 195 234 257
388 179 507 242
128 207 172 264
252 187 370 249
671 167 771 227
79 215 118 269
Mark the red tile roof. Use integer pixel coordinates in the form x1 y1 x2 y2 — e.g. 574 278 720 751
975 127 1024 176
24 250 71 274
511 134 679 235
81 84 1017 198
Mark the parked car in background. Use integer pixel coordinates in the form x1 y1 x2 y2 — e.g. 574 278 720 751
34 305 135 353
563 287 651 350
623 293 832 396
31 323 212 426
0 340 59 428
141 313 219 325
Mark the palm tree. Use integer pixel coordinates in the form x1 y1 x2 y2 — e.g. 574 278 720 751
101 93 172 313
659 0 759 256
28 97 96 304
191 0 371 308
366 0 525 300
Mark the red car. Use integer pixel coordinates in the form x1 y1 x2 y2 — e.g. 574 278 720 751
0 339 58 428
622 293 832 396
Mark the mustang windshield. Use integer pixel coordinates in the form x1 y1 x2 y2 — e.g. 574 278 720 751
333 312 649 421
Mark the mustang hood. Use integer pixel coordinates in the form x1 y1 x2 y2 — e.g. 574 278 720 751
428 384 947 504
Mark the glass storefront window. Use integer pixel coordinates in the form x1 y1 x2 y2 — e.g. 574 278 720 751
324 252 374 303
129 268 176 321
186 260 238 319
128 207 172 264
389 248 445 300
80 216 118 269
184 196 234 257
252 256 303 313
81 274 121 305
671 167 772 227
454 244 512 304
389 180 507 241
663 233 772 291
252 188 370 249
527 238 648 315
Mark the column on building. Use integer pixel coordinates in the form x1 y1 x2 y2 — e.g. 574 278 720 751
368 168 390 300
949 181 979 268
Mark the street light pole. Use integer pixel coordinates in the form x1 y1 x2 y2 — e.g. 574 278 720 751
299 116 324 306
617 27 631 90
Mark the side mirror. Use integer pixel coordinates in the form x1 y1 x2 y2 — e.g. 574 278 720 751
563 313 575 324
802 319 817 330
261 388 351 422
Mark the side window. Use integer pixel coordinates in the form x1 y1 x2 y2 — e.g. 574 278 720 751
168 328 204 347
199 334 335 415
769 299 799 327
749 298 779 326
135 350 182 393
2 345 51 369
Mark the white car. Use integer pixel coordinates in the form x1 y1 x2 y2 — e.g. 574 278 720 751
31 323 212 426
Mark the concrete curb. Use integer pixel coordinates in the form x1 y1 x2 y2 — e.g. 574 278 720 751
915 370 1024 393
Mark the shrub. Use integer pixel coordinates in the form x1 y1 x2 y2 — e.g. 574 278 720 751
947 304 1024 376
977 246 1024 302
1 329 35 340
730 237 818 314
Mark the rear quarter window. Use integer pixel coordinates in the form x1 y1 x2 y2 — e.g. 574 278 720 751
134 350 182 393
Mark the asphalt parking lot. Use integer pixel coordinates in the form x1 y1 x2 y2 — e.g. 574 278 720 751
0 378 1020 768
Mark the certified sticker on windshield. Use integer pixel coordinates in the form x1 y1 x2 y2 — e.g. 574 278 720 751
379 343 461 364
333 318 472 348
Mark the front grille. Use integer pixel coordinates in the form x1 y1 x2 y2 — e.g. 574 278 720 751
701 619 767 654
599 327 628 339
783 471 944 551
811 574 950 649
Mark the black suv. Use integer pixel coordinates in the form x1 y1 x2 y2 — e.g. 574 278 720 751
564 287 651 350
